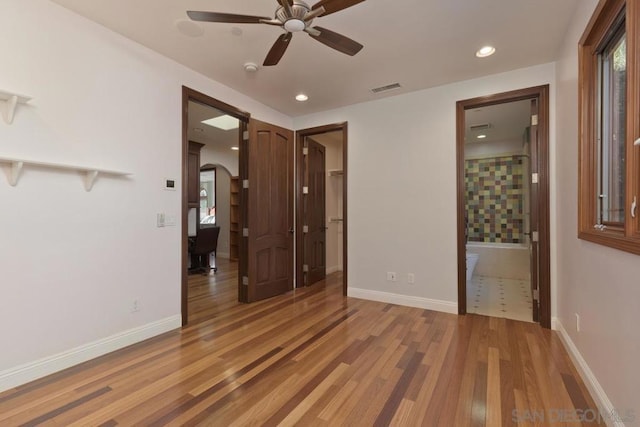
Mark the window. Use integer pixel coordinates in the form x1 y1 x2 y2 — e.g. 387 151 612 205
578 0 640 254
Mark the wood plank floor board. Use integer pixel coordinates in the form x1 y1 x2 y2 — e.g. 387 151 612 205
0 258 600 426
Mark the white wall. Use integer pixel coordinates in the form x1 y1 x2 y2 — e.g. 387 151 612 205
555 0 640 419
0 0 291 390
294 63 556 310
200 142 239 177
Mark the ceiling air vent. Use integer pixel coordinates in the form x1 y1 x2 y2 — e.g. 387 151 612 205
469 123 492 131
371 83 402 94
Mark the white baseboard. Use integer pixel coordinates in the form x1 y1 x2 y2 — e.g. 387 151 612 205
326 265 342 275
347 288 458 314
555 319 625 427
0 315 181 393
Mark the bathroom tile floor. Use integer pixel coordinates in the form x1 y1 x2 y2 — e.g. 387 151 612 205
467 276 533 322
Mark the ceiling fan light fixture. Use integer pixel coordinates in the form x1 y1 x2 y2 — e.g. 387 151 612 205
295 93 309 102
476 46 496 58
284 19 306 32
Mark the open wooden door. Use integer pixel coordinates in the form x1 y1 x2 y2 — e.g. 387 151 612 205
305 138 327 285
246 119 294 302
528 99 540 323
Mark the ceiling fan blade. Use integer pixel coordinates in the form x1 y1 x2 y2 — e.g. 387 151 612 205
187 11 271 24
311 0 365 16
276 0 294 17
264 33 293 66
308 26 363 56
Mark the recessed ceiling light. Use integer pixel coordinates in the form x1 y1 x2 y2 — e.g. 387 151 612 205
476 46 496 58
231 146 240 151
477 134 487 139
201 115 239 131
296 94 309 102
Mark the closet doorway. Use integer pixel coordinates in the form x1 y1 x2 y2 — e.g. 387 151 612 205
296 123 348 294
456 86 551 328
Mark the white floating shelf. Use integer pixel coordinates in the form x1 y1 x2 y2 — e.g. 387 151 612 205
328 169 343 177
0 90 32 125
0 156 131 191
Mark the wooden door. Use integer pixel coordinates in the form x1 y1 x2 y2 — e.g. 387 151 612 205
528 99 540 323
305 138 327 285
247 119 294 302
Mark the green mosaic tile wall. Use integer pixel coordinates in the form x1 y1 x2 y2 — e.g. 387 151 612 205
465 156 525 244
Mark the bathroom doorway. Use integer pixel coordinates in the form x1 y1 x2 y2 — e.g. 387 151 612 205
456 86 551 328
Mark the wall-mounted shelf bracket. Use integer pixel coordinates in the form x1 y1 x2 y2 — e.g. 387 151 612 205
10 161 23 186
0 156 131 191
84 170 100 191
0 90 31 124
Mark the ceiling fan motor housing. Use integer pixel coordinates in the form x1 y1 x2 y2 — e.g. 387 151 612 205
276 1 312 29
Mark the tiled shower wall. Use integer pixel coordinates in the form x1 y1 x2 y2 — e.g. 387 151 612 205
465 156 525 244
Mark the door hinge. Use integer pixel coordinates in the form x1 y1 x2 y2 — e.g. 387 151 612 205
303 264 309 272
303 147 308 156
243 179 249 189
532 231 539 242
533 289 539 301
243 228 249 237
531 173 538 184
243 130 249 141
303 186 309 194
531 114 538 126
242 276 248 286
303 225 309 233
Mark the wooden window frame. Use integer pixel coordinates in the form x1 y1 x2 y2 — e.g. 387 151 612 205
578 0 640 255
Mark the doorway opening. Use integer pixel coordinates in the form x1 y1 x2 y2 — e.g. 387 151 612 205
296 123 348 295
456 86 551 328
181 87 249 326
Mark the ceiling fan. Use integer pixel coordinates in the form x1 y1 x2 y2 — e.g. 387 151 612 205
187 0 366 66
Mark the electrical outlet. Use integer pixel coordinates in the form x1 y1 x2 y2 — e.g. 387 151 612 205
575 313 580 332
386 272 397 282
407 273 415 284
131 299 140 313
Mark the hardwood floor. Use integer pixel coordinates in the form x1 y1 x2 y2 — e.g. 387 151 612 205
0 260 599 426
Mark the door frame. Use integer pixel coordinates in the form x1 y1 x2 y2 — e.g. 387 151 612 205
456 85 551 328
181 86 250 326
295 123 348 295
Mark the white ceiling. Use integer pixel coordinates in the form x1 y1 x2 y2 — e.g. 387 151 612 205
187 101 239 149
49 0 580 117
465 99 531 147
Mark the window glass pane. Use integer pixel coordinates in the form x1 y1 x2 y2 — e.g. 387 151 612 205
599 33 626 224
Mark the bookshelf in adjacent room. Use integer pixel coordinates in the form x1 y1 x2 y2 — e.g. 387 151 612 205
230 176 240 260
